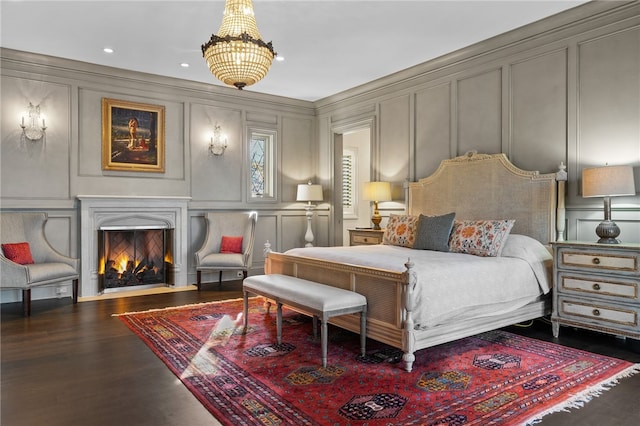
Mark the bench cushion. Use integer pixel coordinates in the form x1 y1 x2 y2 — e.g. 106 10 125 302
244 274 366 313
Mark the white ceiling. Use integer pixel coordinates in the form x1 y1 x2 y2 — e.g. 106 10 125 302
0 1 587 101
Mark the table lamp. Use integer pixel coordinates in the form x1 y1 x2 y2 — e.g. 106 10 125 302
297 181 323 247
363 181 392 230
582 165 636 243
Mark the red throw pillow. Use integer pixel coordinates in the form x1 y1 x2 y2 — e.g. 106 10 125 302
2 242 35 265
220 236 243 254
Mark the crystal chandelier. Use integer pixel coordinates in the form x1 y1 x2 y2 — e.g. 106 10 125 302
201 0 276 90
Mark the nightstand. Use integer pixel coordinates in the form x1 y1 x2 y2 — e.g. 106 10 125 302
348 228 385 246
551 241 640 340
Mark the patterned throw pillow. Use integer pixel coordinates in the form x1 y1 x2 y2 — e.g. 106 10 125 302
220 236 243 254
383 214 418 248
1 242 35 264
449 219 515 257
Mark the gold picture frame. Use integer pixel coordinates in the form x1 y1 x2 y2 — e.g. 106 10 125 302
102 98 165 172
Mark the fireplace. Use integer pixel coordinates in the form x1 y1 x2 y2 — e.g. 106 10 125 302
98 226 173 292
78 196 190 297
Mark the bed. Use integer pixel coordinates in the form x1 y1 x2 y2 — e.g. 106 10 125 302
264 152 566 371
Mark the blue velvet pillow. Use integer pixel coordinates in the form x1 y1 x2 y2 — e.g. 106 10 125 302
413 212 456 252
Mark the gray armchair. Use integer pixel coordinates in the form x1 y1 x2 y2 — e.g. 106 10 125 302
1 212 79 316
195 211 257 290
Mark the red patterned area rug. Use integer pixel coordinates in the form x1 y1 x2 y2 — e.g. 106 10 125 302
117 298 639 425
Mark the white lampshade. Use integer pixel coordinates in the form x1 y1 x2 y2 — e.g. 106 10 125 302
362 181 392 202
297 182 323 202
582 165 636 198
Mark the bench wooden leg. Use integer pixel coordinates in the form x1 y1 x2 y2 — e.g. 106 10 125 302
321 317 328 368
196 271 202 291
276 302 283 345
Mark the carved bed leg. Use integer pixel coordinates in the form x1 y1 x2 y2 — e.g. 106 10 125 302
402 259 417 372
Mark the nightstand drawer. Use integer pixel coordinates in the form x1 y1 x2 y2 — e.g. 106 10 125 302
352 234 382 245
558 248 639 275
348 229 385 246
558 273 638 300
558 297 638 328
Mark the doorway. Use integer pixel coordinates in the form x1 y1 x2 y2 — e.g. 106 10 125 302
341 129 372 245
331 120 374 246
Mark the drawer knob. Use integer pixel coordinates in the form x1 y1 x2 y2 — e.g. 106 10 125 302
592 309 600 316
592 257 600 265
592 283 601 291
364 238 368 242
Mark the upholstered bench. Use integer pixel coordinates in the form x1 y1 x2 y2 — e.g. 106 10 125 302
243 274 367 368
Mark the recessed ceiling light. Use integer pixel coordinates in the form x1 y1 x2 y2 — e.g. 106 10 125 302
103 48 114 54
275 56 284 62
180 63 190 68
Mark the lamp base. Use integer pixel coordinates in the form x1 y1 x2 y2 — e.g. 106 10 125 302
371 214 382 230
595 220 621 244
304 206 315 247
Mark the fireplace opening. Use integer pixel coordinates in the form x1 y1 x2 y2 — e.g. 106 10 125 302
98 226 173 293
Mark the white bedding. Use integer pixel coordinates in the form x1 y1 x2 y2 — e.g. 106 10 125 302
285 235 552 329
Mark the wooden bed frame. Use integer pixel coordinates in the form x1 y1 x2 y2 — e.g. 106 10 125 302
265 152 566 371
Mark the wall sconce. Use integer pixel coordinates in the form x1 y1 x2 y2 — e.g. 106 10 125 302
362 181 392 230
582 165 636 243
296 181 323 247
209 124 228 156
20 102 47 142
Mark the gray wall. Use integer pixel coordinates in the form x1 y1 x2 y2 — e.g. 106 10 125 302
2 1 639 303
316 1 639 245
0 51 322 302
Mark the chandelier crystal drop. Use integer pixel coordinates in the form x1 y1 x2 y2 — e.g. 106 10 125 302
201 0 276 90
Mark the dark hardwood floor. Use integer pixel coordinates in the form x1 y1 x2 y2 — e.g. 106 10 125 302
2 282 639 426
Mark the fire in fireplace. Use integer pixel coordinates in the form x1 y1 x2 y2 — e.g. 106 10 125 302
98 226 173 292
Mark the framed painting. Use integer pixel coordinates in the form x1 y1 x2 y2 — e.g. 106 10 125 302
102 98 165 172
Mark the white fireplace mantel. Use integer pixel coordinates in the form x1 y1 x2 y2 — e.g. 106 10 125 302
78 195 190 297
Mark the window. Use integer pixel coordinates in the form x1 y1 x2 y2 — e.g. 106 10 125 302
342 147 357 217
248 128 276 201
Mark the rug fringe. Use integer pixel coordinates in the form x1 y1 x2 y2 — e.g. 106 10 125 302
112 297 248 316
524 363 640 425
